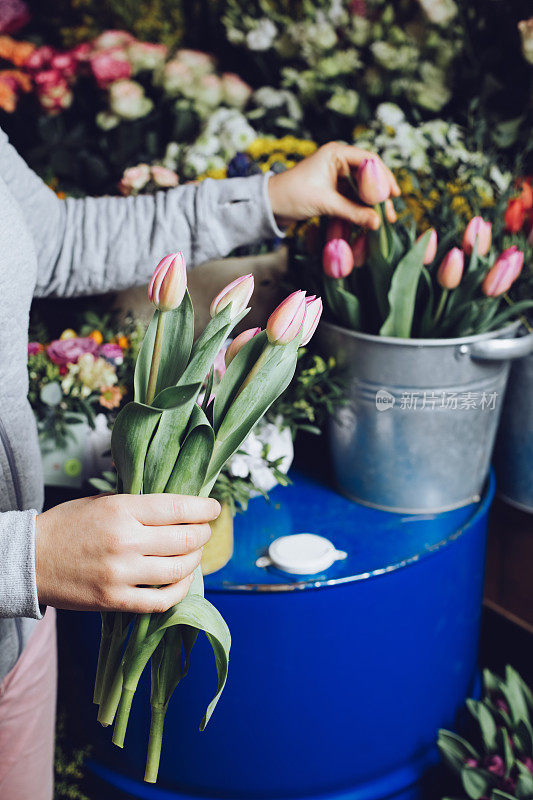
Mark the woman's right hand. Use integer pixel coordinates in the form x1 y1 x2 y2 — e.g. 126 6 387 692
34 492 219 613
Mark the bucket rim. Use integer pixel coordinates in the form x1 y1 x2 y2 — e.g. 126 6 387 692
320 319 520 348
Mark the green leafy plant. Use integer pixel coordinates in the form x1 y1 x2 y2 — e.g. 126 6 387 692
439 666 533 799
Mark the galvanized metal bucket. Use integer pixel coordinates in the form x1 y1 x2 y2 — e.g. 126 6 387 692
494 352 533 513
319 320 533 513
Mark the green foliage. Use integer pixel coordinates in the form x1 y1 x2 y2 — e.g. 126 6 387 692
438 666 533 800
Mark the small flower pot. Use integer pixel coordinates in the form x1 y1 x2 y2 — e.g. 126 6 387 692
319 320 533 513
494 351 533 513
201 502 234 575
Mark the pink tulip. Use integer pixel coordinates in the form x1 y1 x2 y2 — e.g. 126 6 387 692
437 248 464 289
148 252 187 311
417 228 437 264
301 296 323 346
356 157 390 205
210 274 254 319
266 291 307 345
323 239 354 279
352 234 367 267
225 327 261 366
482 246 524 297
326 217 351 242
462 217 492 256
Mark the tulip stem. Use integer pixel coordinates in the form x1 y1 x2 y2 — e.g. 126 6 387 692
503 293 533 333
146 310 165 406
434 289 448 325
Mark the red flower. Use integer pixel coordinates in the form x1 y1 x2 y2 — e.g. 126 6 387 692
504 197 526 233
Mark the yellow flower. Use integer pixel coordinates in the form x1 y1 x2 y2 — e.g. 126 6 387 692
60 329 77 340
205 167 227 180
89 330 103 345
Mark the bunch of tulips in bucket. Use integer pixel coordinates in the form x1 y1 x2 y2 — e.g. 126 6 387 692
93 252 322 783
319 157 533 338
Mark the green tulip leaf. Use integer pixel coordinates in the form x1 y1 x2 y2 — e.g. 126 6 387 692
145 594 231 730
467 699 497 752
380 229 431 338
134 292 194 404
213 330 268 432
153 382 203 410
111 401 162 494
165 405 214 495
206 338 299 489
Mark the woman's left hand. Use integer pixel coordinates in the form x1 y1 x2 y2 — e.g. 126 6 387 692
267 142 400 231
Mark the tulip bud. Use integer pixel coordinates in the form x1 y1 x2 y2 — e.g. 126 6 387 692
301 296 323 346
352 234 367 267
437 248 464 289
356 157 390 206
504 199 525 235
210 273 254 319
323 239 354 279
482 246 524 297
462 217 492 256
225 327 261 366
266 291 307 345
417 228 437 264
148 252 187 311
327 217 351 242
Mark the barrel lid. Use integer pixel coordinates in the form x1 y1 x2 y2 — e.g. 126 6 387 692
204 470 494 593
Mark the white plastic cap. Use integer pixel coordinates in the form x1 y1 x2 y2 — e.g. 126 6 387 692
256 533 347 575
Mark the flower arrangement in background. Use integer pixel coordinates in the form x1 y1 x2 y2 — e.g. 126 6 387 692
28 311 143 446
223 0 465 140
353 103 512 235
438 666 533 799
291 158 533 338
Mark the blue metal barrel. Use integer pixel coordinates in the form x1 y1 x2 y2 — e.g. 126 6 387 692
59 471 494 800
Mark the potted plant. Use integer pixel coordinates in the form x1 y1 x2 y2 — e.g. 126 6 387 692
292 158 533 513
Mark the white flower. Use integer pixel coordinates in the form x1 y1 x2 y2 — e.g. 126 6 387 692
219 116 256 153
245 18 277 51
96 110 120 130
375 103 405 130
221 72 252 108
417 0 458 26
327 90 359 116
227 420 294 495
162 141 181 170
193 134 221 156
109 79 153 120
183 151 209 178
175 49 215 76
195 74 224 107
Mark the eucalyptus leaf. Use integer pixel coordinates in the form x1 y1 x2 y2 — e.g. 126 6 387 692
461 767 494 799
380 230 431 338
467 699 497 752
40 381 63 407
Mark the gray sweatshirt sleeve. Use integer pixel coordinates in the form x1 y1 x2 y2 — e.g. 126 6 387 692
0 128 284 297
0 511 41 619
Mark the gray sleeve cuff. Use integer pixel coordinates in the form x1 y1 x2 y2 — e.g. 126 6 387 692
0 510 43 620
193 172 286 264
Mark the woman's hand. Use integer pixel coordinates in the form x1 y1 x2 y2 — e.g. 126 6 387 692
35 492 219 614
268 142 400 231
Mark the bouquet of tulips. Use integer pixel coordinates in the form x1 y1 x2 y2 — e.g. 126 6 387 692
313 157 533 338
93 252 322 783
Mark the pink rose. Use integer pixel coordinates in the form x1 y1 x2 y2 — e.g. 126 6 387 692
221 72 252 108
28 341 43 356
24 45 54 71
70 42 93 63
99 343 124 364
90 50 131 88
118 163 151 196
0 0 31 35
50 51 77 79
46 337 99 366
150 165 179 188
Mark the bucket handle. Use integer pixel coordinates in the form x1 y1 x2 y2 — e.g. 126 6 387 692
467 331 533 361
